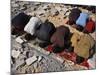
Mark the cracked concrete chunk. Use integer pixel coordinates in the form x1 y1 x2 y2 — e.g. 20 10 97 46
26 56 37 65
38 56 43 62
15 36 24 44
11 50 21 59
12 4 19 8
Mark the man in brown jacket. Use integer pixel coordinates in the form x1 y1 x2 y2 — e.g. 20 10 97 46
71 33 95 64
50 26 71 53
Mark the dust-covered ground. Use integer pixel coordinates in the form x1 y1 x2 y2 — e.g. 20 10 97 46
11 0 96 74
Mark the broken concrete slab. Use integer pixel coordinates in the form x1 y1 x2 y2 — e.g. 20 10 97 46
15 36 24 44
12 4 19 8
41 48 50 55
26 56 38 66
38 56 43 62
11 50 21 59
11 36 22 49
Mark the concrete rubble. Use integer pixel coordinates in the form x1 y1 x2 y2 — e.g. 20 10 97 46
15 59 25 69
37 56 43 62
11 50 21 59
26 55 38 65
15 36 24 44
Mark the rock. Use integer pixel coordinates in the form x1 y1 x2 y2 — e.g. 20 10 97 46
33 62 38 69
15 36 24 44
26 56 37 65
27 12 36 16
30 6 37 11
26 51 34 58
15 59 25 69
55 6 62 12
16 66 26 74
23 51 27 56
34 67 41 73
40 17 47 22
68 7 73 10
64 60 74 67
25 66 33 73
20 6 27 10
64 11 70 16
39 48 50 55
60 8 69 15
23 44 30 50
34 2 41 6
43 5 50 10
36 10 45 16
50 8 59 16
19 48 24 53
12 4 19 8
12 36 22 49
38 56 43 62
11 35 17 38
11 50 21 59
22 38 27 42
19 54 26 60
62 8 69 12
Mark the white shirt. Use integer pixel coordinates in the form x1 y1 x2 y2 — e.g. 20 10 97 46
24 17 42 35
